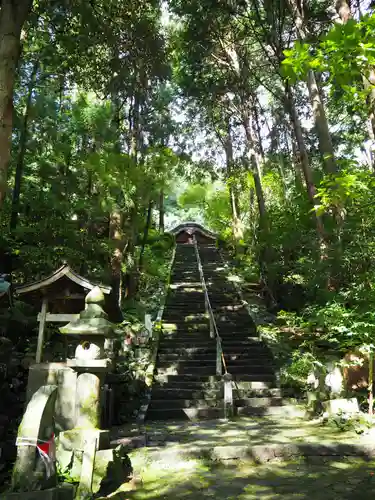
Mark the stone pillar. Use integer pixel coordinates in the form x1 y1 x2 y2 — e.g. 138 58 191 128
75 372 101 429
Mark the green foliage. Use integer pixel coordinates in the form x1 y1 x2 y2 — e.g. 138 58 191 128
326 411 372 434
56 461 77 485
283 13 375 127
281 350 322 393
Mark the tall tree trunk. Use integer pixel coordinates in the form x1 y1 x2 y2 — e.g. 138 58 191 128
223 125 243 240
284 84 326 242
79 141 94 276
242 113 276 306
124 207 138 300
253 101 265 164
159 189 164 233
287 0 337 175
10 59 38 231
242 114 267 230
139 201 153 271
110 93 124 304
109 210 125 308
288 129 304 190
0 0 33 208
306 70 337 174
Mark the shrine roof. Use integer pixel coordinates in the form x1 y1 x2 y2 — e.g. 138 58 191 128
15 264 111 297
169 222 217 239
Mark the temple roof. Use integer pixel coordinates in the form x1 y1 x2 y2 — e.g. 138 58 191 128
169 222 217 240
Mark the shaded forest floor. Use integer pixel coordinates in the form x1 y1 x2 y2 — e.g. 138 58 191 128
105 456 375 499
101 417 375 499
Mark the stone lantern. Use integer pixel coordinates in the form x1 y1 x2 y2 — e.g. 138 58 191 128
59 286 115 429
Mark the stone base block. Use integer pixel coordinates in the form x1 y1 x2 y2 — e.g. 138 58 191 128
56 429 110 476
57 429 129 496
2 484 75 500
322 397 359 416
71 447 130 495
57 428 110 452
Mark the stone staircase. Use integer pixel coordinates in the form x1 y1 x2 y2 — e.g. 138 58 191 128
147 244 221 420
147 243 296 421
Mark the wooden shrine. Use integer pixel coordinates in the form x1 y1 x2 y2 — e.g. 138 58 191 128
15 265 122 363
169 222 217 245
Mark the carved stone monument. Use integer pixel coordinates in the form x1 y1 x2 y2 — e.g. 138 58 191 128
4 385 74 499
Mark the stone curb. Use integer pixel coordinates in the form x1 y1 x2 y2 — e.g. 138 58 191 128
129 442 375 464
136 246 177 425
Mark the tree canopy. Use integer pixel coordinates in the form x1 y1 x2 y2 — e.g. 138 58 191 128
1 0 375 361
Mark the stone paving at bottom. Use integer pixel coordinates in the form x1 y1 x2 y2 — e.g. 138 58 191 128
103 417 375 499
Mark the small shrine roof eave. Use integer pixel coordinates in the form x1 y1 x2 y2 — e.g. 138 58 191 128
15 264 112 297
168 222 217 240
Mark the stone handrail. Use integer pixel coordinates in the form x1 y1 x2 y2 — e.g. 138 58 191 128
153 244 177 331
193 240 234 419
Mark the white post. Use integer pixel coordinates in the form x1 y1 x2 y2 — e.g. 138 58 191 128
36 298 48 363
216 336 222 376
145 314 152 339
223 373 234 420
209 312 214 338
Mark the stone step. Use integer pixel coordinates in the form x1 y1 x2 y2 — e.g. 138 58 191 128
159 340 214 347
152 388 222 400
171 275 200 279
154 374 220 384
155 373 276 383
146 406 223 421
162 325 210 331
215 321 256 329
216 332 258 338
236 404 305 418
153 380 279 394
160 333 212 341
158 353 216 362
234 397 283 408
156 365 216 376
149 396 285 412
158 347 217 356
233 380 279 390
149 398 220 410
165 300 205 305
157 352 219 361
163 312 207 319
161 330 212 337
222 352 274 361
215 315 254 322
160 335 213 342
233 386 282 397
220 345 271 354
221 365 275 376
157 359 216 368
164 306 206 312
147 403 302 421
157 359 275 371
219 339 266 347
162 317 207 324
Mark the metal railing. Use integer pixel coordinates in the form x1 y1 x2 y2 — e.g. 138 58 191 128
193 239 234 419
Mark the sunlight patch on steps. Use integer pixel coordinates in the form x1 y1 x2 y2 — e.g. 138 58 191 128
227 274 243 283
170 283 202 289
